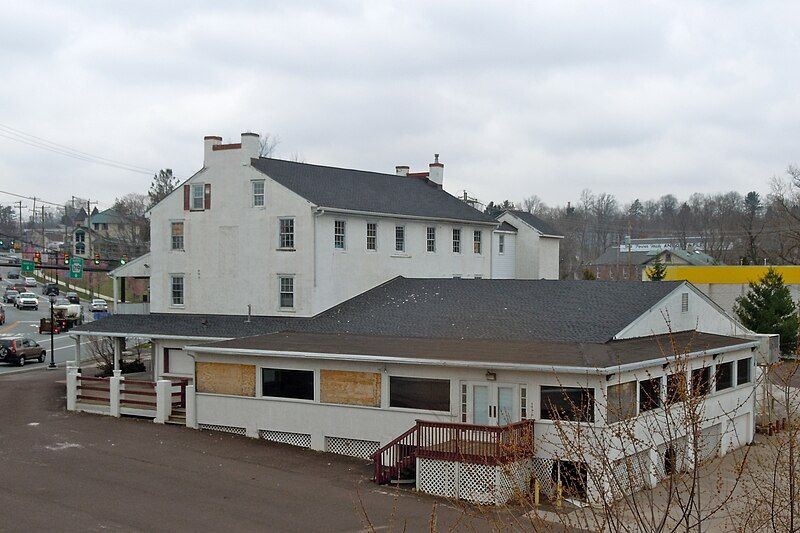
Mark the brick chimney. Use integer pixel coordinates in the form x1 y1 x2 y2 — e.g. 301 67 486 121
395 165 409 176
428 154 443 186
203 135 222 166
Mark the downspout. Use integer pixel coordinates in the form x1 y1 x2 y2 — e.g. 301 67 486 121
314 207 324 289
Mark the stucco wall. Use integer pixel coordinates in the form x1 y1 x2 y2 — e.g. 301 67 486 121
491 231 516 279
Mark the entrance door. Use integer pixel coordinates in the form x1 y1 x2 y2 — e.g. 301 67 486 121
468 383 518 425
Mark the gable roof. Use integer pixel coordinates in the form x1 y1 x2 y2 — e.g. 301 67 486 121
297 277 684 343
252 157 495 224
87 208 124 226
495 221 518 233
652 248 717 266
502 210 563 237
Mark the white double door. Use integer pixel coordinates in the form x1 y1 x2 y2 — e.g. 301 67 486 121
467 382 518 426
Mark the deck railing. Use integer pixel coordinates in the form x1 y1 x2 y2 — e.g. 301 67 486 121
373 419 534 485
76 375 110 404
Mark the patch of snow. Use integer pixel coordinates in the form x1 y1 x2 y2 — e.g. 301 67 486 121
27 422 40 426
45 442 83 451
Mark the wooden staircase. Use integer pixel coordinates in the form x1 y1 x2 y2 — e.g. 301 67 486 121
167 407 187 425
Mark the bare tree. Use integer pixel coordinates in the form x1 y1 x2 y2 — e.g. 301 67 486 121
259 132 281 157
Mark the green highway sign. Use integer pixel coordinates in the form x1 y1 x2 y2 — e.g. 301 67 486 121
20 260 35 273
69 257 84 279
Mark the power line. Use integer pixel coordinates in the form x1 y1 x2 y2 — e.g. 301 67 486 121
0 123 155 175
0 189 65 208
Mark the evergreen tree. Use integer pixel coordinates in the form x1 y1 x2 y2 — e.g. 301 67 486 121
735 268 799 355
646 257 667 281
148 169 178 207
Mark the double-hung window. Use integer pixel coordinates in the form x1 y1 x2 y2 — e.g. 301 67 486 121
171 222 184 251
190 183 205 210
499 234 505 254
452 228 461 253
334 220 346 249
473 230 482 254
279 276 294 309
366 223 377 250
252 180 265 207
395 225 405 252
426 227 436 252
279 218 294 249
170 274 184 306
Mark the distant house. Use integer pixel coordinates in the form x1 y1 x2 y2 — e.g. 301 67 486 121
72 208 147 260
590 246 717 281
494 210 563 280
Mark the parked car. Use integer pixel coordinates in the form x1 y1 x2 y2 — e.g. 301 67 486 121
43 283 59 296
0 338 46 366
89 299 109 312
3 289 19 304
66 292 80 304
15 292 39 310
0 306 5 325
7 270 20 279
24 276 37 287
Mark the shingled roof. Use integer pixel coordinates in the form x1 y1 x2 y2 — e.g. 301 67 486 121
252 157 495 223
297 277 684 343
502 210 563 237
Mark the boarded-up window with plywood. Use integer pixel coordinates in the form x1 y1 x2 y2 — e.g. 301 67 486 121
196 362 256 397
320 369 381 407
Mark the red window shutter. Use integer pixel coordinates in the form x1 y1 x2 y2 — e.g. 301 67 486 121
183 185 190 210
204 183 211 210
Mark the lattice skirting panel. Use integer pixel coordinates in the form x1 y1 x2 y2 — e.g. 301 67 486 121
416 458 533 505
198 423 247 436
656 436 690 479
325 436 380 460
417 458 458 499
610 449 651 500
531 457 556 500
259 429 312 449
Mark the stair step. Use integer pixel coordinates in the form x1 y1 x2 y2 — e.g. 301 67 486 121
388 478 416 484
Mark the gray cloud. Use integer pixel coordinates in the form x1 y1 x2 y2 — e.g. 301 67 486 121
1 0 798 212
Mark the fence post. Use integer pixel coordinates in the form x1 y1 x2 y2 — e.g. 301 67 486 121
66 367 78 411
154 379 171 424
185 384 198 429
109 376 122 417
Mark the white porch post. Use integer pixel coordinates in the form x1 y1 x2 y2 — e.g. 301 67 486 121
185 384 198 429
112 276 119 310
66 367 78 411
110 375 123 417
113 337 122 377
154 379 171 424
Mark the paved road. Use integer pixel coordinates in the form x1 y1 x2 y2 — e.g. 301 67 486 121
1 265 93 374
0 370 506 532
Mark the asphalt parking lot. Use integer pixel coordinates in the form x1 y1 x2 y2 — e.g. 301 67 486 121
0 369 503 532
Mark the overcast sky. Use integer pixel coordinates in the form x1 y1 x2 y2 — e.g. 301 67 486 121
1 1 798 212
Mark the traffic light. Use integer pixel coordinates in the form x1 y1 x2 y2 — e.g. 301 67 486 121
33 251 41 264
63 252 70 265
94 253 101 265
120 254 129 265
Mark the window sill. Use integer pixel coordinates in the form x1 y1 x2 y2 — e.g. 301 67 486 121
391 253 410 258
276 248 296 252
170 305 185 309
278 307 296 313
169 249 185 253
188 209 205 213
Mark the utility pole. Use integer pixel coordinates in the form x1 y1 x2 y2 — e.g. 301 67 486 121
41 205 46 254
14 200 23 240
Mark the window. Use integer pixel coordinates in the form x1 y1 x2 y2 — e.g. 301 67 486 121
279 218 294 249
75 230 85 243
474 274 483 279
279 276 294 309
540 386 594 422
395 225 405 252
171 222 184 250
639 377 662 412
461 384 468 423
191 183 205 210
93 223 99 230
252 180 265 207
691 367 711 397
452 228 461 253
75 243 85 255
666 372 686 405
499 234 505 254
366 223 377 250
716 361 734 391
681 292 689 313
607 381 637 423
334 220 346 249
102 223 108 230
170 274 184 306
389 376 450 411
261 368 313 400
737 358 752 385
520 387 528 420
426 227 436 252
473 230 482 254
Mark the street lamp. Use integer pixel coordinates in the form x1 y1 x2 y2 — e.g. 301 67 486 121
47 294 57 369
